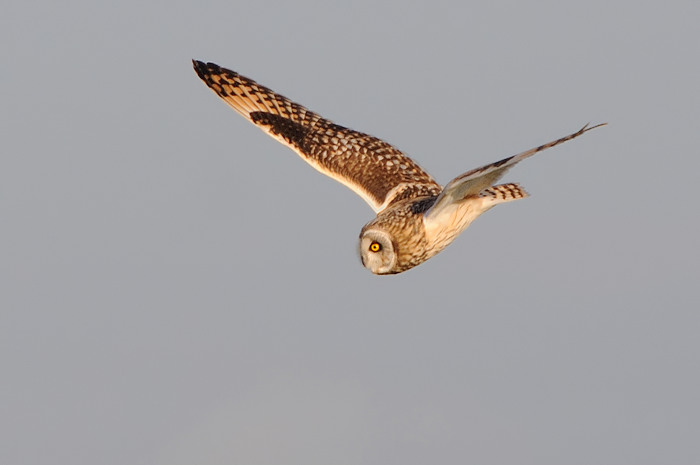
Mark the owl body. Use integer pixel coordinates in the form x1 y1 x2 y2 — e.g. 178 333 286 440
193 60 604 275
359 183 527 274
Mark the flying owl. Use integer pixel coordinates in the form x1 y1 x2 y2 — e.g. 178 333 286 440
192 60 604 275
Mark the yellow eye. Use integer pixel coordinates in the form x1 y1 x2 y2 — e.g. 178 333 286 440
369 241 382 253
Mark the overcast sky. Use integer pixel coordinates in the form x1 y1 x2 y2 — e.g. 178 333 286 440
3 1 699 464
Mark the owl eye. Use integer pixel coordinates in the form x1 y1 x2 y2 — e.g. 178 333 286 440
369 241 382 253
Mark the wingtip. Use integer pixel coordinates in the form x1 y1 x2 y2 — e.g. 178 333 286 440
192 59 210 80
192 60 227 80
585 122 608 131
575 122 608 137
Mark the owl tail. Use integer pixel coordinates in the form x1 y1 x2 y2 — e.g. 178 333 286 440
479 183 529 206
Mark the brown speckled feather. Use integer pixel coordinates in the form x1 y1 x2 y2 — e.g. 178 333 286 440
192 60 441 212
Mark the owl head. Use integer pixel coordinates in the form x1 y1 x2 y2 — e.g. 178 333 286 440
358 228 398 275
358 199 434 275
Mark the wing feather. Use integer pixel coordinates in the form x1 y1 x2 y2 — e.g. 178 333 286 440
192 60 441 212
424 123 606 222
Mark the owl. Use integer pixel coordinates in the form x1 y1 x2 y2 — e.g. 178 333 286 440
192 60 604 275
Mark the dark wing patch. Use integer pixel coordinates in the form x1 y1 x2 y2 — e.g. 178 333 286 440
193 60 441 211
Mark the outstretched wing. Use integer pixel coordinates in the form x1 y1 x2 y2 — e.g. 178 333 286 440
192 60 441 212
424 123 606 222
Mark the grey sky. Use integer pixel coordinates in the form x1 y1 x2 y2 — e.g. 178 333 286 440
2 1 699 464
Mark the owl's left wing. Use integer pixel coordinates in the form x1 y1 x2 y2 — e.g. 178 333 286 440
192 60 442 212
424 123 606 223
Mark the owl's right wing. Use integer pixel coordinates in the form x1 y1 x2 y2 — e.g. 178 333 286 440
193 60 442 212
424 123 606 224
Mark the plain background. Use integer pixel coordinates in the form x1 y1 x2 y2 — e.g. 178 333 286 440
3 1 699 464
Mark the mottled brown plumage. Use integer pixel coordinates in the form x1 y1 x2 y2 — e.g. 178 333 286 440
192 60 605 274
192 60 441 212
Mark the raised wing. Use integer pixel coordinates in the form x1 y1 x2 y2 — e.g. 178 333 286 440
192 60 441 212
424 123 606 222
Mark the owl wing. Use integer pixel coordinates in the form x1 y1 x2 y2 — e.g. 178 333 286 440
424 123 606 223
193 60 442 212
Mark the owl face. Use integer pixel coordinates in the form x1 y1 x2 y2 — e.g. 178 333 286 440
359 229 398 275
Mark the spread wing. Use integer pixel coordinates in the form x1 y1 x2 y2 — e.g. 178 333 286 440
192 60 441 212
424 123 606 222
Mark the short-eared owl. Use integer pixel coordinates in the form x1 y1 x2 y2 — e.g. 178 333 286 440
193 60 604 275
